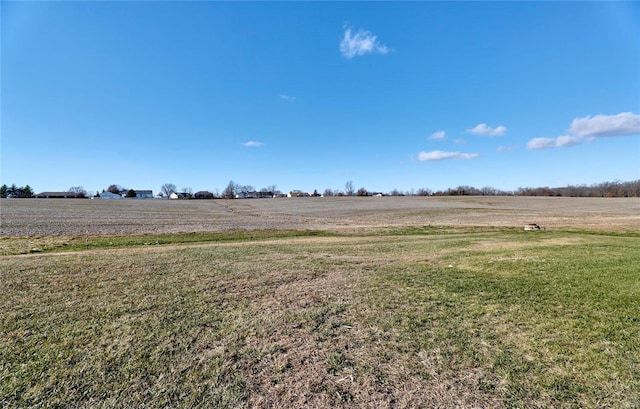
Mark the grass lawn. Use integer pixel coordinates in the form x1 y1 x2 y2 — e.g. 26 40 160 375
1 227 639 408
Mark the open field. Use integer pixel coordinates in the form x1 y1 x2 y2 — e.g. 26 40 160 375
1 197 639 408
1 196 639 237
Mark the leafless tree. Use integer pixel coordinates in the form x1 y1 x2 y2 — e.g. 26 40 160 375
222 180 236 199
161 183 177 197
69 186 87 197
345 180 355 196
107 184 123 194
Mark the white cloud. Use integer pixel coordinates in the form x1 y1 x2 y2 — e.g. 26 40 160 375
526 138 556 150
569 112 640 138
526 135 580 150
340 26 389 59
467 123 507 137
417 150 480 161
429 131 446 140
496 146 516 152
279 94 296 102
242 141 264 147
555 135 581 147
527 112 639 150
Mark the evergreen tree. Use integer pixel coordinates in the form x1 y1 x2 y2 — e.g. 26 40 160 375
23 185 34 198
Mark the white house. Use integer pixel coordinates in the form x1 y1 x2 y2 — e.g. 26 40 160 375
96 191 123 199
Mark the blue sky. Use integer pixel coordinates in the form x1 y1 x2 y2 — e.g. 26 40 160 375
2 1 639 195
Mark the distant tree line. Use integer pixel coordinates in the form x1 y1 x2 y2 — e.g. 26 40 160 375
511 180 640 198
0 184 34 198
2 179 639 199
394 180 640 197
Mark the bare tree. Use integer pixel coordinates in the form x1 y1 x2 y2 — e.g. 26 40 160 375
345 180 355 196
161 183 177 198
69 186 87 196
238 185 254 195
222 180 236 199
107 184 123 194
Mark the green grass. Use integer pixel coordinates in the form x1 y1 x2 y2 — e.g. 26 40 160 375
0 229 336 256
1 228 639 408
361 232 639 408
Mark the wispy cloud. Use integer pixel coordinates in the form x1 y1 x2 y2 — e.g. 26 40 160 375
416 150 480 161
242 141 264 148
466 123 507 137
340 26 390 59
279 94 296 102
429 131 446 140
527 112 639 150
496 146 516 152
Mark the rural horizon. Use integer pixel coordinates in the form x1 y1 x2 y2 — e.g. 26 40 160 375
2 178 640 199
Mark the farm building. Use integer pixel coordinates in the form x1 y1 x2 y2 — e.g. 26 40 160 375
35 192 84 199
194 191 214 199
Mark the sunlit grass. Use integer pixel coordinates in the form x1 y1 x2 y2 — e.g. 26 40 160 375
1 228 638 408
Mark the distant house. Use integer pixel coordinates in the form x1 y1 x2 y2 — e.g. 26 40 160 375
134 190 154 199
95 191 123 199
35 192 84 199
235 192 254 199
116 189 153 198
194 191 214 199
169 192 191 199
236 191 272 199
255 191 273 199
288 190 310 198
